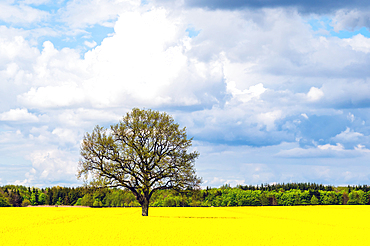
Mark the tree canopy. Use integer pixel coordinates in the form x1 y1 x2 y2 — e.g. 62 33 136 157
78 108 201 216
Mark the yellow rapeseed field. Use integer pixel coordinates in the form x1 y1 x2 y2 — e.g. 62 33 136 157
0 206 369 245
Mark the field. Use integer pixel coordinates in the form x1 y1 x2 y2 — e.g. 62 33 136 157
1 206 369 245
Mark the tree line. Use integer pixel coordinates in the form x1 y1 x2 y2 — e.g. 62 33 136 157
1 183 370 207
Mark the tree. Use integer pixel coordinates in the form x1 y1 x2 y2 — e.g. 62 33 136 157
93 199 103 207
30 189 39 206
21 199 31 207
46 189 53 205
78 108 201 216
9 190 23 207
0 196 11 207
310 195 319 205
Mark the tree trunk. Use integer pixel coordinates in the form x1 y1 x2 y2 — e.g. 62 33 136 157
141 197 149 216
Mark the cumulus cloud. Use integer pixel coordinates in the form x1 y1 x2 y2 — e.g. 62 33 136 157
3 1 370 186
331 127 364 143
320 79 370 108
13 8 223 111
226 82 266 103
194 141 370 186
307 87 324 102
84 40 97 48
19 83 86 108
0 108 38 122
21 148 79 185
275 143 364 158
58 0 140 29
342 34 370 53
62 8 224 108
0 2 49 24
52 128 79 145
0 35 39 64
332 9 370 31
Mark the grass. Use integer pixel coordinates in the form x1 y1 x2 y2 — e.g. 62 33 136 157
1 206 369 245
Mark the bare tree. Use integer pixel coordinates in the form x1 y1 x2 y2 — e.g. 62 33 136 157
78 108 201 216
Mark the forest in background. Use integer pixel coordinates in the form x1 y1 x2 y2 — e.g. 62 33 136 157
1 183 370 207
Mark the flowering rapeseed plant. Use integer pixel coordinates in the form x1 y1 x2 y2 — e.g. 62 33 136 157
0 206 369 245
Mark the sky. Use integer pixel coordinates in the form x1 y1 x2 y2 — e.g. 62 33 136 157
1 0 370 188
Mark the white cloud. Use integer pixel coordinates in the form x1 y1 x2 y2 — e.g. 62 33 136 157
227 82 266 103
0 108 38 122
24 148 79 184
332 9 370 32
0 2 49 24
12 8 226 110
320 79 370 108
275 143 370 158
331 127 364 143
205 177 226 186
0 35 39 62
0 129 25 145
307 87 324 102
3 3 370 186
256 110 283 131
84 40 97 48
354 144 370 154
318 143 344 151
58 0 140 29
14 179 28 186
52 128 79 145
53 108 122 127
32 41 87 86
342 34 370 53
347 113 355 122
79 7 225 108
14 41 89 108
19 83 86 108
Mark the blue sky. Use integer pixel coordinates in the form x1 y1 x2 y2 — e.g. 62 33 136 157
1 0 370 188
